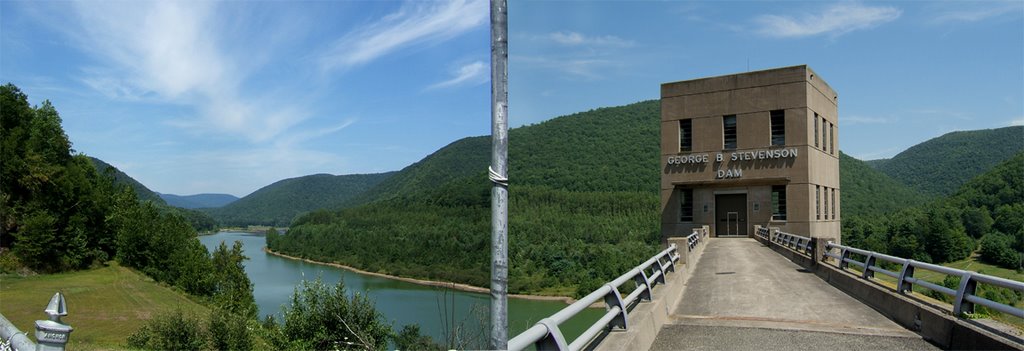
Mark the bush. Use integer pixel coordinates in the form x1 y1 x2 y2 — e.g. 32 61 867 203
208 308 254 351
979 232 1022 270
282 277 392 351
127 310 209 350
394 325 443 351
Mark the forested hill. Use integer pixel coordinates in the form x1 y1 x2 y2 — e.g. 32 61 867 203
345 100 661 208
159 193 239 209
204 172 395 227
89 157 166 205
839 151 928 217
868 126 1024 196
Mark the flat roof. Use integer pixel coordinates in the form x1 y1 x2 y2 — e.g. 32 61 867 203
661 65 836 102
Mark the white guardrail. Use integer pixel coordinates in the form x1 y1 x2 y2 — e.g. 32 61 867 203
824 242 1024 317
507 238 685 351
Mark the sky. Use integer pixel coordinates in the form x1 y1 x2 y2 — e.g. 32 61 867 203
2 1 1022 197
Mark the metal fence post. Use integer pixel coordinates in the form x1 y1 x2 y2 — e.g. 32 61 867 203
34 292 72 351
953 272 978 316
896 260 915 293
862 253 876 279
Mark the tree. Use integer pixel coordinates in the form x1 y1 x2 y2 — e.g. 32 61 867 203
211 241 257 319
282 277 391 351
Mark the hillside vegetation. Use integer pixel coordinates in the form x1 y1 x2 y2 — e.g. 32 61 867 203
839 151 929 217
272 99 1022 296
870 126 1023 196
273 101 663 296
205 172 394 227
89 158 218 231
160 193 239 209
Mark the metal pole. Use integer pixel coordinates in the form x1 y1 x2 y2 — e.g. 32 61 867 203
489 0 509 349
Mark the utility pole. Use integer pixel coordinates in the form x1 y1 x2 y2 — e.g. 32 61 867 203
489 0 509 349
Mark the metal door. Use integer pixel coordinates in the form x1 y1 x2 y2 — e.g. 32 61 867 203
715 194 747 237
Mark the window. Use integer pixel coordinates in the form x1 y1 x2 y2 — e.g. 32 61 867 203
824 186 829 220
771 185 787 221
830 122 835 155
723 115 737 150
831 188 836 220
822 117 828 153
679 188 693 222
679 119 692 152
814 113 819 148
770 110 785 146
816 185 821 220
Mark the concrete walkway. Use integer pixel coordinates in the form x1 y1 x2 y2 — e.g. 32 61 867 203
652 238 940 350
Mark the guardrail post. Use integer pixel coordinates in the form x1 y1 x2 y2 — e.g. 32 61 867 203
838 247 850 270
535 318 568 351
603 284 628 330
35 292 72 351
896 260 915 293
953 272 978 316
862 253 876 279
635 270 654 302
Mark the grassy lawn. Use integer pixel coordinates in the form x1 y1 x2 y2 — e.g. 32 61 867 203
1 262 209 350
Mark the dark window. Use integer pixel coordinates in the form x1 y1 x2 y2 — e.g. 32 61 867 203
814 113 819 148
770 110 785 146
771 185 787 221
830 122 835 155
679 188 693 222
723 115 737 150
831 188 836 220
824 186 829 220
679 119 692 152
822 117 828 153
816 185 821 220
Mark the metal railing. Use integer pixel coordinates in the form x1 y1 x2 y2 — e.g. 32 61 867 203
755 226 770 241
824 242 1024 317
772 230 814 256
686 232 700 252
508 242 682 351
0 292 72 351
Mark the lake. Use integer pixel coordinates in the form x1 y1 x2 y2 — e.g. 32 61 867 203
199 231 601 346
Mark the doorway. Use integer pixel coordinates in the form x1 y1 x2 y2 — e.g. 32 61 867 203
715 194 747 237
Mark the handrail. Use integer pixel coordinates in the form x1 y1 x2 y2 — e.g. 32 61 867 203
755 226 770 241
772 230 814 256
824 242 1024 317
508 238 685 351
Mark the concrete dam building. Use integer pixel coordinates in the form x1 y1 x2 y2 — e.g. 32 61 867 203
660 65 840 241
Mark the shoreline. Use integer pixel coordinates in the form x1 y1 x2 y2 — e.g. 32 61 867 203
263 247 583 304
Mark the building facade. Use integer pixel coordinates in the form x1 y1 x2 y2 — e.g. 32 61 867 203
660 65 840 241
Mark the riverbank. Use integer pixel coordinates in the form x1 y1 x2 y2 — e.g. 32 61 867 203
264 247 585 305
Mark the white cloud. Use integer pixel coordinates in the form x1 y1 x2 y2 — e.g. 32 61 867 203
754 3 901 38
319 0 486 71
64 1 310 142
547 31 634 47
514 56 615 80
1008 117 1024 126
427 61 488 90
931 3 1022 23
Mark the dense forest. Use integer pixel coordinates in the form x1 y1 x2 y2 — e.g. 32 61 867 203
159 193 239 209
869 126 1023 196
844 152 1023 269
839 151 930 217
204 172 394 227
271 101 663 296
270 99 1023 297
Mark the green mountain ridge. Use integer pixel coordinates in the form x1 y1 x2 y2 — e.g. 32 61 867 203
204 172 395 227
88 157 166 205
269 100 1022 297
869 126 1023 196
159 193 239 209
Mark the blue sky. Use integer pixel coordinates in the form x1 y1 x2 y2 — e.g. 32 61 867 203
2 1 1021 197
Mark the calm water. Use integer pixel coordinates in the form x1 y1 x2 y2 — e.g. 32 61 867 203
200 231 601 344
